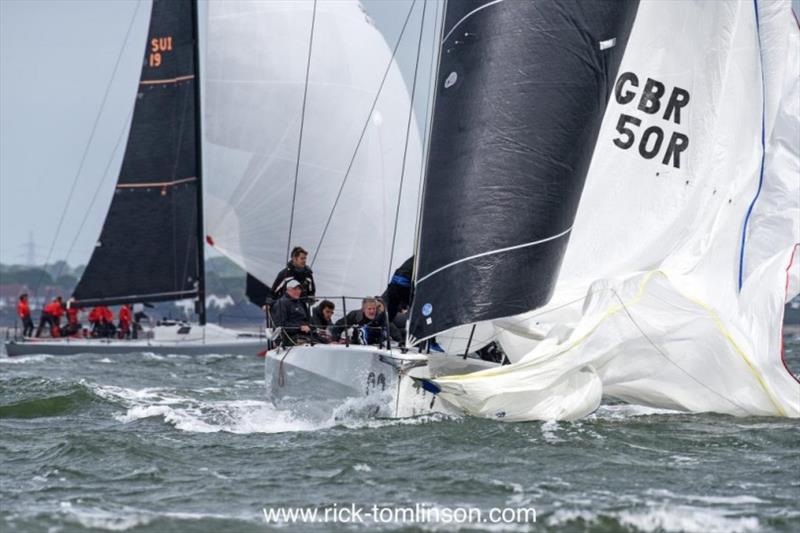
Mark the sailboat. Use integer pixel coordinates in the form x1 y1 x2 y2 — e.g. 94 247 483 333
196 0 639 419
4 0 267 357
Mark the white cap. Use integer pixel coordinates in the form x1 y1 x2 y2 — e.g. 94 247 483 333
286 280 301 289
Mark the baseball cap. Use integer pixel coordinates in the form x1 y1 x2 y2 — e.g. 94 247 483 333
286 280 301 289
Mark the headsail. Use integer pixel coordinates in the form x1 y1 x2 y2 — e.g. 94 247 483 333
425 0 800 420
73 0 201 307
204 0 423 299
408 0 640 343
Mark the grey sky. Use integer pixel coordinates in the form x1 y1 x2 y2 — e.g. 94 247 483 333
0 0 439 267
2 0 798 268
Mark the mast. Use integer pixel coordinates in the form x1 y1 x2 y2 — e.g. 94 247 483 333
191 0 206 325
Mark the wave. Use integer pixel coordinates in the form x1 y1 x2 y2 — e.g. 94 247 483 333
546 505 761 533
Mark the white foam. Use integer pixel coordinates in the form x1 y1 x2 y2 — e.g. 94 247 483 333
353 463 372 472
618 507 760 533
0 354 52 364
547 505 760 533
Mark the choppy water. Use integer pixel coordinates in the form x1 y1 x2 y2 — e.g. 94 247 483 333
1 339 798 532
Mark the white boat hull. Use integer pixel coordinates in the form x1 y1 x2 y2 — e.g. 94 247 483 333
3 323 268 357
265 344 498 420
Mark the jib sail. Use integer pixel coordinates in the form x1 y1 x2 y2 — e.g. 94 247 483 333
73 0 203 308
409 0 639 343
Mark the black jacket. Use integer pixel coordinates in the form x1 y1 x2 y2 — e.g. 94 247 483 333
333 310 402 345
271 294 310 332
271 262 316 300
310 305 332 329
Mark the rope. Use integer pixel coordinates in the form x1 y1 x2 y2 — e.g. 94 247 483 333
387 0 428 283
35 0 143 297
311 0 419 266
55 105 135 284
286 0 318 262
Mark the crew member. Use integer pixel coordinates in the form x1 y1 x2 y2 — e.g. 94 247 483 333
17 293 34 337
118 304 132 339
271 246 316 302
310 300 336 343
333 297 399 346
62 298 82 337
36 296 63 337
382 256 414 322
271 280 311 344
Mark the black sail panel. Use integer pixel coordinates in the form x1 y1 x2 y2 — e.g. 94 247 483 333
73 0 199 307
409 0 639 342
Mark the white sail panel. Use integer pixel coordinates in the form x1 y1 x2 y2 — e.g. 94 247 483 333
430 0 800 419
203 0 422 298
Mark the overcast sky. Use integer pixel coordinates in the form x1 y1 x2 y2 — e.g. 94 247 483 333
0 0 438 268
1 0 798 268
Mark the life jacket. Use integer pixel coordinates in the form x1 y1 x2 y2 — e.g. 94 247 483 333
17 300 30 319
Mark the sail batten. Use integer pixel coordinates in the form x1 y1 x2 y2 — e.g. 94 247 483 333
72 0 201 307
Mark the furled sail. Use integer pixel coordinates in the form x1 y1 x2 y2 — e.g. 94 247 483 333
425 0 800 420
73 0 201 307
203 0 423 299
408 0 640 343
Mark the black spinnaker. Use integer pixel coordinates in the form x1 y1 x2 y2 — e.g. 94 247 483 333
73 0 203 311
409 0 639 343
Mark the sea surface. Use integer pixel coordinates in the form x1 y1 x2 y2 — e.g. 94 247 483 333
1 338 798 533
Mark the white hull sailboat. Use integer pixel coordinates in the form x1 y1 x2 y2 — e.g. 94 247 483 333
5 323 267 357
5 0 262 357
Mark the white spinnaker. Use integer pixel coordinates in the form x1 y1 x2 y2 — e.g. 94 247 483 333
203 0 422 298
431 0 800 419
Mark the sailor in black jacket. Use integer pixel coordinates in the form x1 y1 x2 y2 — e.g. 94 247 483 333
271 246 316 301
382 255 414 321
271 280 311 343
332 298 401 346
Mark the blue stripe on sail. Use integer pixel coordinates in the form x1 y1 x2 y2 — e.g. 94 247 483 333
738 0 767 291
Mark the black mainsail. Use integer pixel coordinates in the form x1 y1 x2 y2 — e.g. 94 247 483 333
409 0 639 343
73 0 205 320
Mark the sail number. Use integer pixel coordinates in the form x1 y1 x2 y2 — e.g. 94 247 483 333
148 36 173 68
612 72 690 169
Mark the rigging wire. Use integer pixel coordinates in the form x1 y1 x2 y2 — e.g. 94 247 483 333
54 105 135 283
387 0 428 282
34 0 143 297
286 0 318 263
310 0 419 267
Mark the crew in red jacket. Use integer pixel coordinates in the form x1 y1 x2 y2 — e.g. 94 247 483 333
118 304 132 339
62 298 82 337
36 296 63 337
17 293 34 337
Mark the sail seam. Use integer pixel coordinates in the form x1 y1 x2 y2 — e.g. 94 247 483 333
441 0 504 43
116 177 197 188
416 226 573 284
140 74 195 85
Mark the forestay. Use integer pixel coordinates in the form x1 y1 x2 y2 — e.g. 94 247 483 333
428 0 800 420
203 0 422 299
